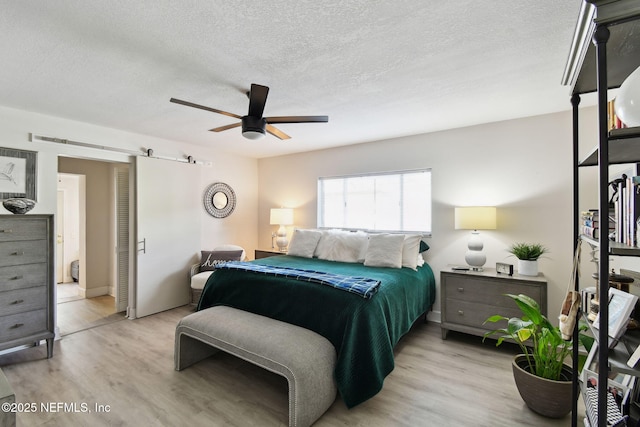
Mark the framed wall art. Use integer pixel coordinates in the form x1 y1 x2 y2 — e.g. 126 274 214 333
0 147 37 201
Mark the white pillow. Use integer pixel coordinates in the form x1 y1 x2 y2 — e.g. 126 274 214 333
364 233 405 268
314 230 336 259
287 229 322 258
325 230 368 263
402 234 422 270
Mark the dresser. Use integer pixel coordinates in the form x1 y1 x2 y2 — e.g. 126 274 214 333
440 267 547 340
0 215 55 358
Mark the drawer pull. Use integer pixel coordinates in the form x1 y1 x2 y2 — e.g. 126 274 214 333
10 299 24 305
11 275 23 280
10 323 24 329
11 251 24 256
0 229 12 233
457 287 464 292
458 310 464 316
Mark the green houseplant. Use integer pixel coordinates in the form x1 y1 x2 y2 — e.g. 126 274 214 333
484 293 591 418
507 242 548 276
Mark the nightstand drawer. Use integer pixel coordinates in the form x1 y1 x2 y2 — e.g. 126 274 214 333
440 268 547 340
0 287 47 316
445 299 521 329
444 275 543 305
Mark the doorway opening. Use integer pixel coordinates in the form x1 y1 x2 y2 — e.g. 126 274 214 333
57 158 130 335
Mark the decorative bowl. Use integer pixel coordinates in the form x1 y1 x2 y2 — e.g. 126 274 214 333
2 198 36 214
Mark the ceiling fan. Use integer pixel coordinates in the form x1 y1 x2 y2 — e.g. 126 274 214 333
170 83 328 140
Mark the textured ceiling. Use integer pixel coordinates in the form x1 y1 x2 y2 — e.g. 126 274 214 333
0 1 583 158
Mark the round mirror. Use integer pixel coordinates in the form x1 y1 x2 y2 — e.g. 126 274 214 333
212 192 228 209
203 182 236 218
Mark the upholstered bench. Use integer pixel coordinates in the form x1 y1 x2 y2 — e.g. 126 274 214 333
174 306 337 427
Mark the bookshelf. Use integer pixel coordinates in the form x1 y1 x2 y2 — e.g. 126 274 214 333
563 1 640 426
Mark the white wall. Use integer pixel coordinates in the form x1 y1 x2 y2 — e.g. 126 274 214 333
257 107 639 323
0 104 258 296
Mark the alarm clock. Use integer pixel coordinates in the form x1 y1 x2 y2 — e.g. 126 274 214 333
496 262 514 276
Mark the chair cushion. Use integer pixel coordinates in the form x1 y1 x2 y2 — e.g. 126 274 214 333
191 271 213 290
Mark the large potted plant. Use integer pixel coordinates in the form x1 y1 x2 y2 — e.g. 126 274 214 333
507 242 547 276
484 294 590 418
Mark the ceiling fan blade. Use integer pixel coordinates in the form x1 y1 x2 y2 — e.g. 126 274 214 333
266 124 291 140
209 122 242 132
265 115 329 124
247 84 269 117
170 98 242 119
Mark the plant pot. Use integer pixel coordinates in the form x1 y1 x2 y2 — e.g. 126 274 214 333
517 259 538 276
512 354 573 418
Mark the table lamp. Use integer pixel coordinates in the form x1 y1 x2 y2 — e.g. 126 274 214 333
454 206 497 271
270 208 294 251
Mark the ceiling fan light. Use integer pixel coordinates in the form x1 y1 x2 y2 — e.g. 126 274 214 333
242 116 266 139
242 130 265 140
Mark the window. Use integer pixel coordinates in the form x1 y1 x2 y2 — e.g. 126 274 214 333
317 169 431 234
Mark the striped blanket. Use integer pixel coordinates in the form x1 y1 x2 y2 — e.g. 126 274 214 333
216 261 380 299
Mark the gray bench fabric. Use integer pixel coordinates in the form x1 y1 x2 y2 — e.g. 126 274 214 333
175 306 337 427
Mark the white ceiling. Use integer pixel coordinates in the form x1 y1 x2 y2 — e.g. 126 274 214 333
1 1 584 159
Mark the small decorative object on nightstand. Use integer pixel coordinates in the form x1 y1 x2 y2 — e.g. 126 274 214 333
496 262 514 276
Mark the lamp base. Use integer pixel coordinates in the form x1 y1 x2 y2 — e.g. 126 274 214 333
465 231 486 271
276 225 288 252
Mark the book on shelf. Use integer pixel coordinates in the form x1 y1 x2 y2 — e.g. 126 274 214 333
581 208 616 241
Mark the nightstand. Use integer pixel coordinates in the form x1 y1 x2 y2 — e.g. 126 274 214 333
440 267 547 340
254 249 286 260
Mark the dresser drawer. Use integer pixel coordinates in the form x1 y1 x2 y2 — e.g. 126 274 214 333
443 274 544 306
0 218 47 242
0 287 47 316
0 309 47 342
0 240 47 267
0 263 47 291
445 299 521 329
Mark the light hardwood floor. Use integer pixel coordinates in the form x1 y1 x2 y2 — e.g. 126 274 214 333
0 305 583 426
56 284 125 336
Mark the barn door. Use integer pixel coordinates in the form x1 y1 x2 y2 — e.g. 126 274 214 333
134 156 200 318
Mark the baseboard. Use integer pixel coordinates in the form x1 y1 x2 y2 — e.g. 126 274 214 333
84 286 110 299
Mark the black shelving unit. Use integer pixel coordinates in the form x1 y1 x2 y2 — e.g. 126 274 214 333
563 1 640 426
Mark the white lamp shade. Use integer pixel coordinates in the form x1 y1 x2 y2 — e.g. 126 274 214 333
454 207 497 230
270 208 294 225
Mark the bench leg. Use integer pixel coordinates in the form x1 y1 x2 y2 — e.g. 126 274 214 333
174 332 219 371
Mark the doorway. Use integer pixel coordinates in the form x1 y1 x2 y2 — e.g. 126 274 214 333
57 158 129 335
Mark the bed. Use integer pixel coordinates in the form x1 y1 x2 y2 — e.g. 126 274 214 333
196 230 436 408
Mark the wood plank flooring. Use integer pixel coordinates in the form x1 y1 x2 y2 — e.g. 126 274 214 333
0 305 583 426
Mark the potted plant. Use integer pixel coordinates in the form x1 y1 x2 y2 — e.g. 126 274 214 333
484 294 591 418
507 242 547 276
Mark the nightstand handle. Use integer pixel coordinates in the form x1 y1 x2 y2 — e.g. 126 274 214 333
11 299 24 305
10 323 24 329
458 310 464 315
0 229 12 233
457 287 464 292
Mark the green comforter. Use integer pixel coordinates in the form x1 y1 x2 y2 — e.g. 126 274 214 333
197 255 435 408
